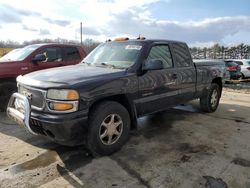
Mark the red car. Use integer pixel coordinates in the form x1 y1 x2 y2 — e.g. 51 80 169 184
224 60 242 80
0 43 86 111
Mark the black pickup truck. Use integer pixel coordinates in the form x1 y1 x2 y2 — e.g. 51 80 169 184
7 38 226 155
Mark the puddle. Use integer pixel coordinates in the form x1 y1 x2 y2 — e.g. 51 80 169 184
232 158 250 167
10 150 58 173
203 176 228 188
61 149 92 171
180 155 191 162
173 104 199 113
178 143 216 154
7 145 92 175
137 114 174 139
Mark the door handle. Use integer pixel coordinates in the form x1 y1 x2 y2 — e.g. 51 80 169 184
172 74 177 79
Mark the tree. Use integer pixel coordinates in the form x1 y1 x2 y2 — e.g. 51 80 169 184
83 39 100 54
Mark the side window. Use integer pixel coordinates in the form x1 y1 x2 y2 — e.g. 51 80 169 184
39 47 62 62
147 45 173 68
172 43 192 67
64 47 81 61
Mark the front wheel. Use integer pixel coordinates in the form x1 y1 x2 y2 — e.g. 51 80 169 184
200 83 221 113
87 101 131 156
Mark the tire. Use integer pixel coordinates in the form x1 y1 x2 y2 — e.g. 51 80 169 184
240 73 245 80
0 82 17 112
200 83 221 113
87 101 131 156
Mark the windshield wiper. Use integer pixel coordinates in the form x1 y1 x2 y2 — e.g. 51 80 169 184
81 61 91 66
95 62 116 69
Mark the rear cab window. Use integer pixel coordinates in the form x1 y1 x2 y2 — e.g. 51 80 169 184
172 43 192 67
63 47 81 61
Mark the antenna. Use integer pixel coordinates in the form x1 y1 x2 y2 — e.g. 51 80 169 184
80 22 82 46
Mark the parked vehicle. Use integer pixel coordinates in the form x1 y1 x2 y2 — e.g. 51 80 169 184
224 60 241 79
231 59 250 78
7 38 226 155
0 43 86 111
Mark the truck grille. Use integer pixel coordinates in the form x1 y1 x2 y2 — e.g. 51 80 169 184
18 84 46 110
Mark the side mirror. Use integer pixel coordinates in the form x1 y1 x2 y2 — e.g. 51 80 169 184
32 54 46 63
143 59 163 71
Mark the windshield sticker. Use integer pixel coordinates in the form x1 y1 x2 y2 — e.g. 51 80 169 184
125 45 142 50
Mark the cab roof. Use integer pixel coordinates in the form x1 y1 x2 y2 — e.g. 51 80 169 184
109 37 186 45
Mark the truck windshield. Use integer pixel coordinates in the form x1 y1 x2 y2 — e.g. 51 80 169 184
0 45 40 61
82 42 142 69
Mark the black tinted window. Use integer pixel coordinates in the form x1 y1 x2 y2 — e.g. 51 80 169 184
147 45 173 68
173 43 192 67
38 47 62 62
234 61 243 65
64 47 80 61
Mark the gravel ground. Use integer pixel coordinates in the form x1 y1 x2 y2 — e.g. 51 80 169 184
0 89 250 188
224 79 250 93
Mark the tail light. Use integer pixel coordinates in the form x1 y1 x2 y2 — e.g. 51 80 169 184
247 67 250 71
227 66 237 71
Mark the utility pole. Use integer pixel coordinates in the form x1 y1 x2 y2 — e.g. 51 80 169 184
80 22 83 46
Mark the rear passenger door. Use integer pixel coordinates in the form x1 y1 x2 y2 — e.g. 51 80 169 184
62 47 82 65
136 43 179 116
171 43 196 102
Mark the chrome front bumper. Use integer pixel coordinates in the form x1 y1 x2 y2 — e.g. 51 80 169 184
7 92 37 135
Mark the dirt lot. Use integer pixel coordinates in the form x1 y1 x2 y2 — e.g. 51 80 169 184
0 89 250 188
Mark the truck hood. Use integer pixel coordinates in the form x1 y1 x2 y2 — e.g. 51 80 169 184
17 64 125 88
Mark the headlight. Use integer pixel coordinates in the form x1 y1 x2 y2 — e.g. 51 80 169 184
46 89 79 113
47 89 79 100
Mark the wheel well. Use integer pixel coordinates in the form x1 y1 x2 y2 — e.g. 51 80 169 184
89 95 137 129
212 77 222 96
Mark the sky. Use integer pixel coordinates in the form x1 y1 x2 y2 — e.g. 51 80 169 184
0 0 250 47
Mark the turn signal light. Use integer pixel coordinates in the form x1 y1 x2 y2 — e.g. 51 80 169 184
49 102 73 111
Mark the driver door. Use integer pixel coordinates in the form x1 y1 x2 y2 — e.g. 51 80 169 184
30 47 63 72
136 44 180 116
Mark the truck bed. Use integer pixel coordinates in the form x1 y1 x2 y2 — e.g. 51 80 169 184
193 59 225 66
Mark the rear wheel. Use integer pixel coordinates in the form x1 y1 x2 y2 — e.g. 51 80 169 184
0 82 17 112
200 83 221 113
240 73 245 80
87 101 130 156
